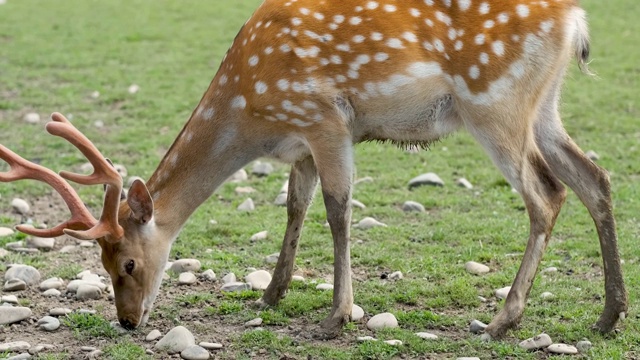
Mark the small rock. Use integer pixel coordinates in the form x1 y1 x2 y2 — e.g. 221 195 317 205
354 176 374 185
245 270 271 290
264 253 279 264
366 313 398 330
540 292 554 300
90 90 101 99
541 266 558 273
110 321 129 334
351 304 364 321
8 354 33 360
4 265 41 285
354 217 387 229
250 231 268 242
585 150 599 161
402 200 425 212
0 306 32 325
146 329 163 341
59 245 77 253
229 169 248 182
1 295 18 304
49 308 72 316
26 236 55 250
465 261 490 275
220 282 251 292
78 241 94 247
42 289 61 297
39 277 64 291
201 269 216 281
11 198 30 214
351 199 366 209
273 192 288 206
495 286 511 300
23 112 40 124
388 271 403 280
469 320 488 334
0 341 31 352
128 84 140 94
291 275 305 282
5 241 24 249
88 350 103 359
456 178 473 189
357 336 378 342
178 272 197 285
221 273 236 284
547 343 578 355
37 316 60 331
384 340 403 346
155 326 195 354
81 346 97 352
0 248 8 258
237 198 255 211
251 161 274 176
576 340 592 353
408 173 444 188
181 345 210 360
78 309 97 314
519 333 553 350
0 227 15 237
199 342 223 350
244 318 263 327
316 283 333 290
76 284 102 300
235 186 256 194
4 278 27 291
415 332 438 340
171 259 202 273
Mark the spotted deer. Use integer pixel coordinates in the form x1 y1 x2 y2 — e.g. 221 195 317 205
0 0 627 339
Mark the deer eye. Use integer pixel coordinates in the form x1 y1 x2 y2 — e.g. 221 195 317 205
125 260 135 275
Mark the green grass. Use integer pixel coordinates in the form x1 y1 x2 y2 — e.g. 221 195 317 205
62 313 120 340
1 0 639 359
103 340 151 360
47 263 83 280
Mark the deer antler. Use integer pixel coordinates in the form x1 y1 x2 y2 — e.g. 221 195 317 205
0 112 124 242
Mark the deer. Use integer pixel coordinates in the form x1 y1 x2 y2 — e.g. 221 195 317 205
0 0 627 340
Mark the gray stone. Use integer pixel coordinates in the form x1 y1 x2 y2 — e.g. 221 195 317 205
6 241 24 249
519 333 553 350
357 336 378 342
384 340 403 346
351 304 364 321
59 245 77 253
178 272 197 285
75 284 102 300
4 278 27 291
220 282 251 292
244 318 263 327
456 178 473 189
5 265 41 285
465 261 490 275
351 199 366 209
245 270 271 290
0 248 8 258
547 343 578 354
42 289 61 297
80 273 102 283
540 292 554 300
146 329 162 341
78 241 94 247
316 283 333 290
221 273 236 284
389 271 403 280
155 326 195 354
541 266 558 274
39 277 64 291
229 169 248 182
585 150 599 161
78 309 97 314
171 259 202 273
88 350 103 359
199 342 223 350
366 313 398 330
0 306 31 325
128 84 140 94
11 198 30 214
67 279 107 292
250 231 268 242
469 320 488 334
495 286 511 299
181 345 210 360
354 217 387 229
23 112 40 124
274 192 287 206
235 186 255 194
201 269 216 281
291 275 305 282
576 340 592 353
11 247 39 254
237 198 255 211
251 161 274 176
26 237 54 250
0 227 15 237
0 341 31 352
415 332 438 340
49 308 72 316
37 316 60 331
265 253 279 263
1 295 18 304
81 346 97 352
402 200 425 212
7 354 33 360
408 173 444 188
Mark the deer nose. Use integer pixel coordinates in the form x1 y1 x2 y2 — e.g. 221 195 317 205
119 318 136 330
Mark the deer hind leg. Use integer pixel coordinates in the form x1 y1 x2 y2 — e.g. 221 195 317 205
258 155 318 307
534 82 627 333
466 111 567 339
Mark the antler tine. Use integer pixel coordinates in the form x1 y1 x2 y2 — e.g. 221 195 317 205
0 144 98 237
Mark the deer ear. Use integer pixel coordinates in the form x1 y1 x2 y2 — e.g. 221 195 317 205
127 179 154 224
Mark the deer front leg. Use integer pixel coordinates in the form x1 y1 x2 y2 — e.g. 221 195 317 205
258 156 318 307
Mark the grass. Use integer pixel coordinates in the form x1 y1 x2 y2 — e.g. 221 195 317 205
103 340 152 360
62 312 120 340
1 0 639 359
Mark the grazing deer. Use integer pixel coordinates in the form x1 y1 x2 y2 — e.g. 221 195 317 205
0 0 627 339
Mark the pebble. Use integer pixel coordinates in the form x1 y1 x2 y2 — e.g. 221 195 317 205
229 169 248 182
88 350 103 359
220 282 251 292
357 336 377 342
178 272 197 285
456 178 473 189
0 248 8 258
384 340 403 346
146 329 163 341
354 176 374 184
78 309 97 314
245 270 272 290
181 345 210 360
235 186 256 194
388 271 403 280
292 275 305 282
221 273 236 284
251 161 274 176
4 278 27 291
76 284 102 300
0 227 14 237
351 199 366 209
316 283 333 291
0 341 31 352
11 198 30 214
8 354 33 360
237 198 255 211
519 333 553 350
366 313 398 330
540 292 554 300
547 343 578 355
79 241 94 247
59 245 77 253
351 304 364 321
25 236 54 250
415 332 439 340
155 326 195 354
23 112 41 123
408 173 444 188
37 316 60 331
199 342 223 350
171 259 202 273
128 84 140 94
0 306 31 325
244 318 263 327
250 231 268 242
5 265 41 285
354 217 387 229
585 150 599 161
541 266 558 273
576 340 592 353
67 279 107 292
201 269 216 281
81 346 97 352
495 286 511 299
1 295 18 304
274 192 288 206
469 320 488 334
42 288 61 297
49 308 72 316
402 200 425 212
39 277 64 291
264 253 279 264
465 261 490 275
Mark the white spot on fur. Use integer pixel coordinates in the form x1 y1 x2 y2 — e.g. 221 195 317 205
516 4 530 18
479 2 490 14
352 35 365 43
435 11 452 26
383 4 397 12
280 44 292 52
479 52 489 64
469 65 480 79
203 108 215 120
492 41 505 56
386 38 404 49
248 55 259 66
219 74 228 85
336 43 350 51
406 62 443 78
497 12 509 23
454 40 463 51
409 8 420 17
540 20 554 33
349 16 362 25
402 32 418 43
255 81 267 94
475 34 485 45
374 52 389 62
333 15 345 23
484 20 495 28
231 95 246 109
366 1 379 10
371 32 383 41
264 47 274 54
291 17 302 26
299 7 310 15
457 0 471 11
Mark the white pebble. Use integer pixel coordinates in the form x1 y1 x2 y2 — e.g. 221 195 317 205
245 270 272 290
351 304 364 321
201 269 216 281
366 312 398 330
495 286 511 299
518 333 552 350
155 326 195 354
384 339 402 346
178 272 197 285
408 172 444 188
316 283 333 290
402 200 425 212
465 261 490 275
11 198 30 214
547 343 578 354
237 198 255 211
415 332 438 339
456 178 473 189
23 112 40 124
146 329 162 341
128 84 140 94
354 217 387 229
250 231 268 242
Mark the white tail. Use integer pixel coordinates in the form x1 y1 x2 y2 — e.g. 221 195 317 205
0 0 626 339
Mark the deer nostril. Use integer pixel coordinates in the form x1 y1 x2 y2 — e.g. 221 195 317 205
119 318 135 330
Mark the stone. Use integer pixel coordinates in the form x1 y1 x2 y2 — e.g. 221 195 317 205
264 253 279 263
155 326 195 354
415 332 438 340
465 261 490 275
5 241 24 249
237 198 255 211
357 336 378 342
251 161 274 176
39 277 64 291
81 346 97 352
229 169 248 182
59 245 77 253
42 289 61 297
88 350 103 359
576 340 592 353
0 306 32 325
128 84 140 94
245 270 272 290
178 272 197 285
518 333 553 350
49 308 72 316
181 345 210 360
244 318 263 327
408 173 444 188
199 342 223 350
292 275 305 282
201 269 216 281
541 266 558 273
384 340 403 346
220 282 251 292
235 186 256 195
1 295 18 304
23 112 40 124
585 150 599 161
0 341 31 352
78 309 97 314
81 273 102 283
495 286 511 300
402 200 425 212
7 354 33 360
540 292 554 300
11 198 30 214
0 227 15 237
456 178 473 189
171 259 202 273
351 304 364 321
388 271 403 280
4 278 27 291
354 176 374 184
26 236 55 250
354 217 387 229
146 329 163 341
274 192 287 206
67 279 107 292
5 265 41 285
351 199 366 209
547 343 578 355
366 313 398 330
221 273 236 284
0 248 8 258
469 320 488 334
250 231 268 242
316 283 333 290
37 316 60 331
76 284 102 300
78 241 94 247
